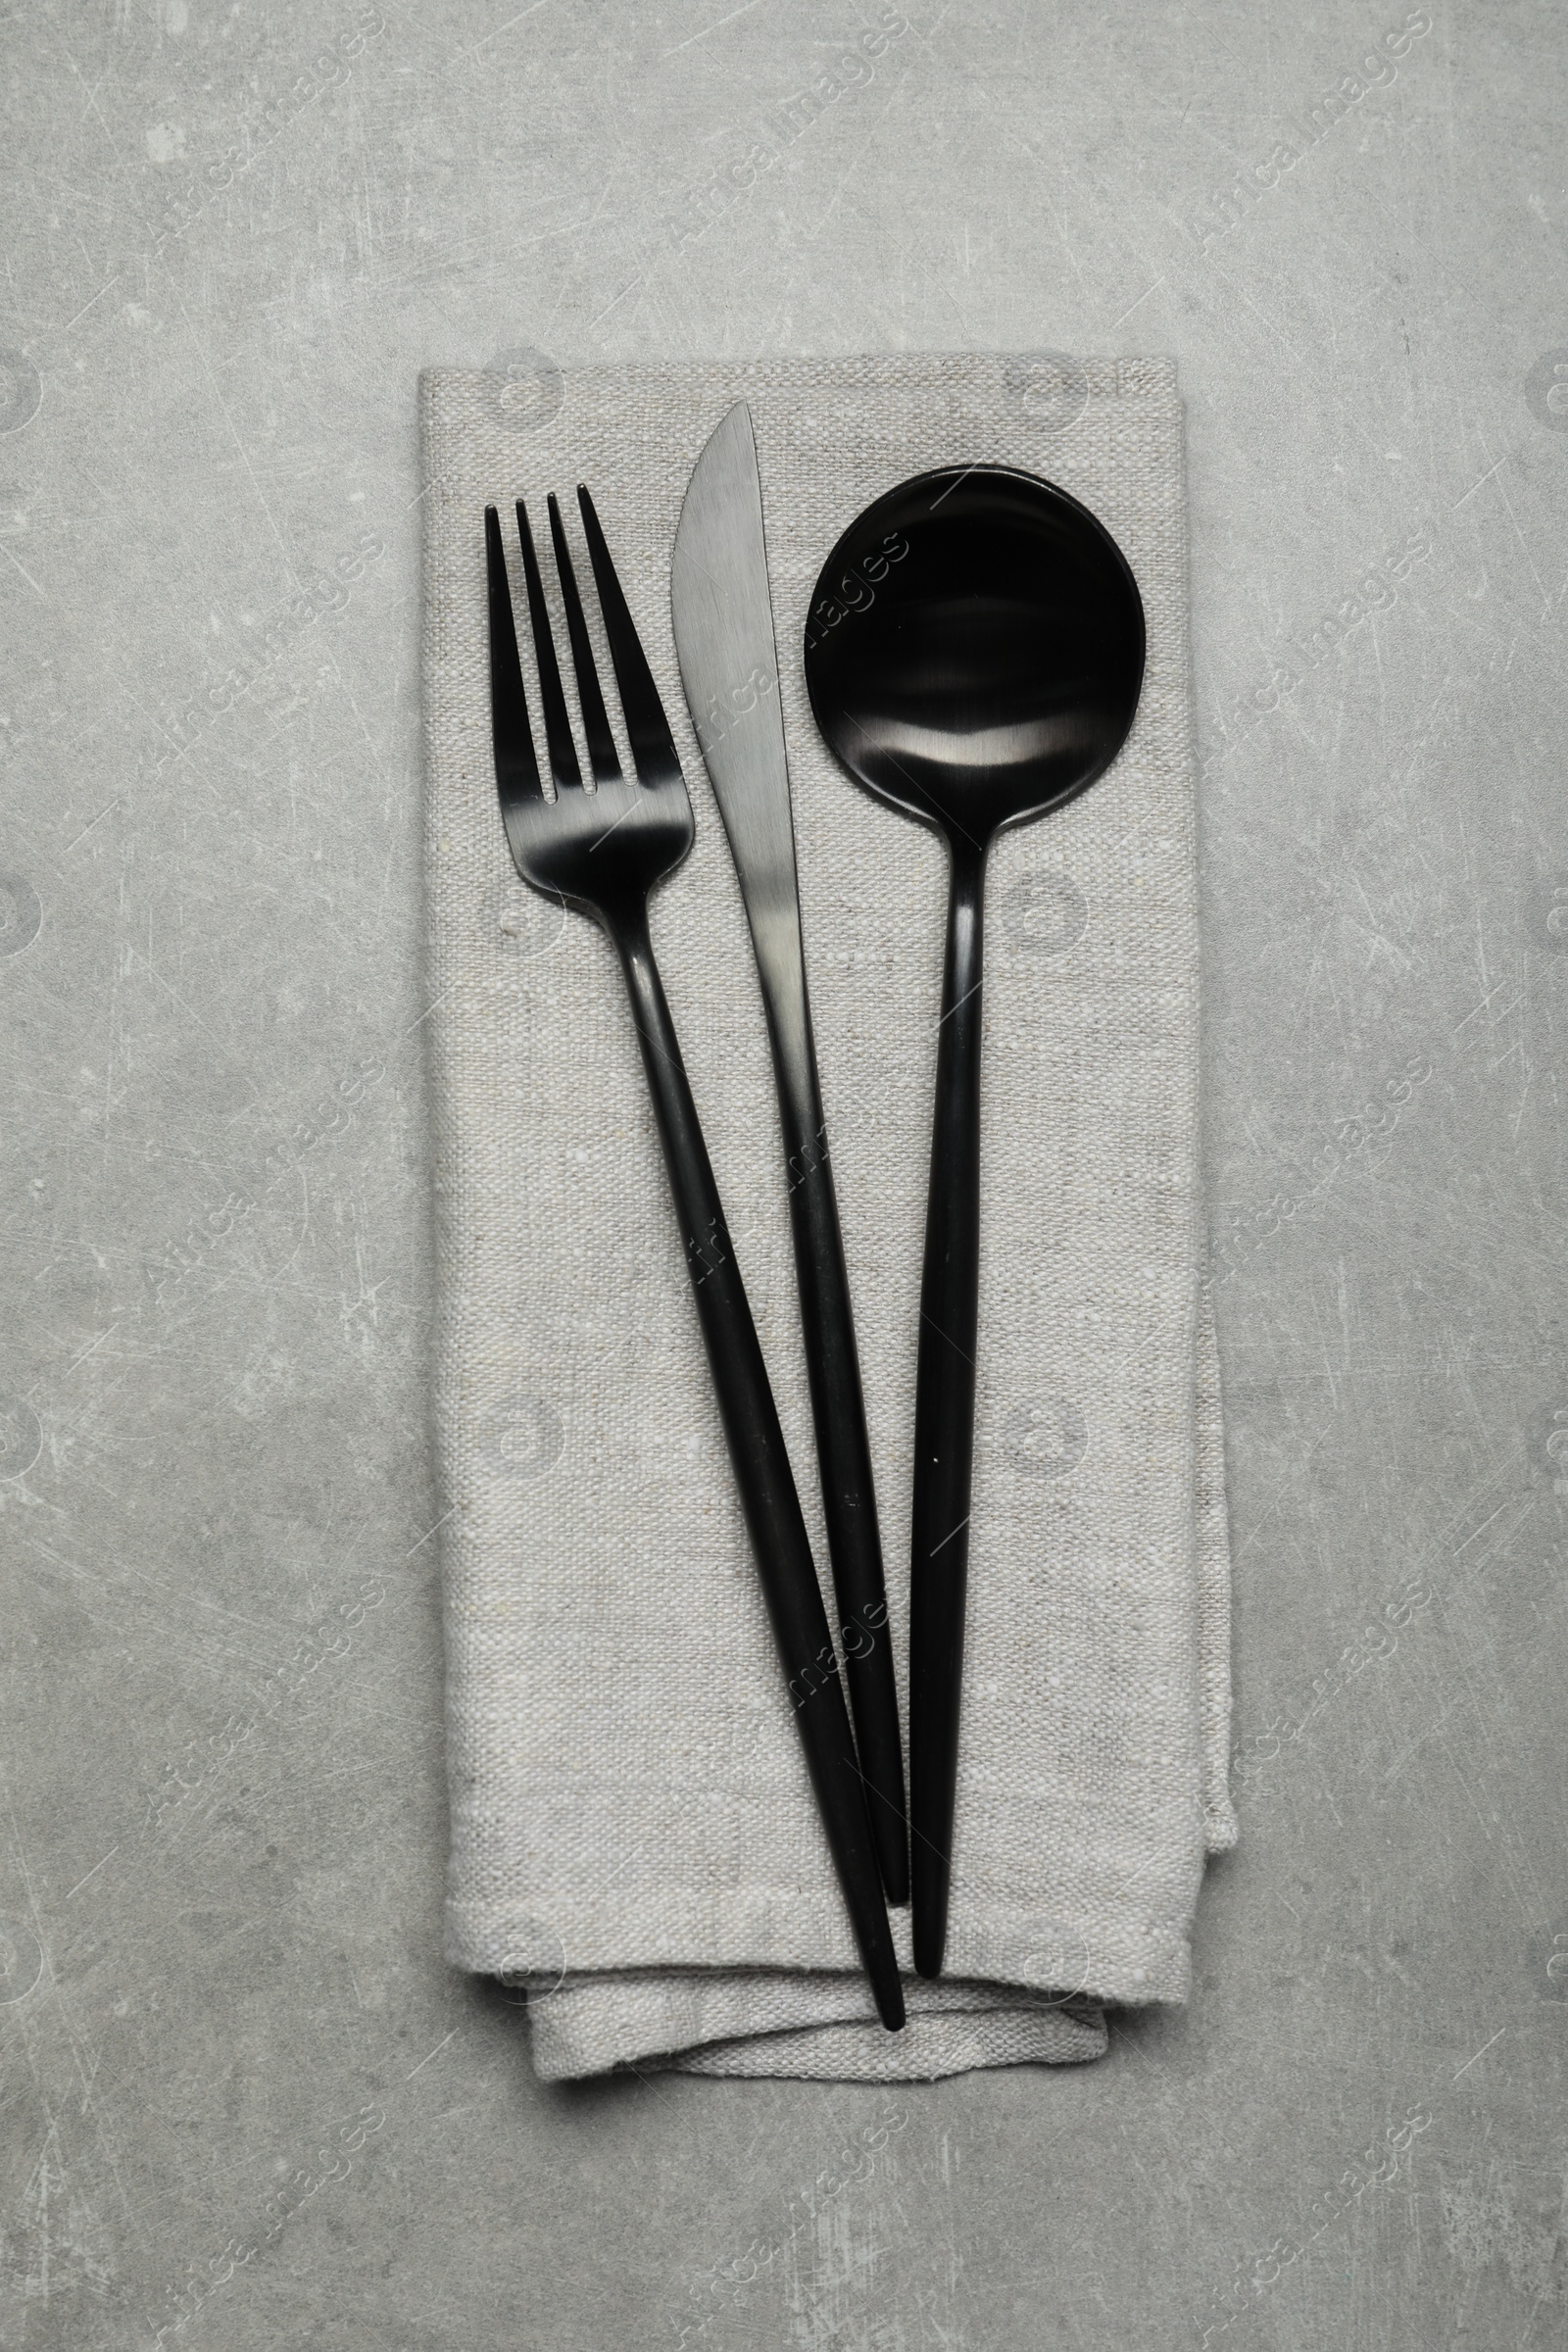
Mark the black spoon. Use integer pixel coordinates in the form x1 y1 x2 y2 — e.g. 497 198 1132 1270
804 465 1145 1979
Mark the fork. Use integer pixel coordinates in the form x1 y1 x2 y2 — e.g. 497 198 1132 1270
484 487 904 2033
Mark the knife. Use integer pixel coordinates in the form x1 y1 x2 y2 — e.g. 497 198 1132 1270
671 401 909 1905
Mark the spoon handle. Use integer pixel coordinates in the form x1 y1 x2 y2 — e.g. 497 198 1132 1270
909 843 987 1979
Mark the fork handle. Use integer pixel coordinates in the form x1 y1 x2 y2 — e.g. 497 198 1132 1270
609 902 904 2032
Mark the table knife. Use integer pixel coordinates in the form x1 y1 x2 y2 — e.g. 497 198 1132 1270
670 400 909 1904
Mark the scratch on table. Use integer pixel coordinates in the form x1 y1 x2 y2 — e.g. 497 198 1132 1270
406 2028 458 2080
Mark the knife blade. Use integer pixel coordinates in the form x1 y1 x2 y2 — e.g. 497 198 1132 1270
671 400 909 1905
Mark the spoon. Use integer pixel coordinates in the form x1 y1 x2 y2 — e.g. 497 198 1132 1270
804 464 1145 1978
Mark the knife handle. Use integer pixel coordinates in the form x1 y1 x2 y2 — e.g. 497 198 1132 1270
761 935 910 1907
611 902 904 2029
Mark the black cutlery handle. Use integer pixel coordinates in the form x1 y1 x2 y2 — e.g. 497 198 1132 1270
908 843 987 1980
765 964 909 1906
611 903 904 2030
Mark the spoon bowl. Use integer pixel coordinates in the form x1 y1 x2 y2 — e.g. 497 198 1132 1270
806 465 1144 844
804 464 1145 1978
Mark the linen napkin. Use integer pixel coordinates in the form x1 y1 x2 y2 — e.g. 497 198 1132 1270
419 353 1235 2082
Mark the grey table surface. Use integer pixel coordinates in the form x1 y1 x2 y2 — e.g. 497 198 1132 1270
2 2 1565 2345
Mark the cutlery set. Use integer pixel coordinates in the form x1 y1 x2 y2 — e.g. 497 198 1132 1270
483 403 1146 2027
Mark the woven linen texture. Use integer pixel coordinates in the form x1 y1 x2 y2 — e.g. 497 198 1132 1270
419 354 1235 2082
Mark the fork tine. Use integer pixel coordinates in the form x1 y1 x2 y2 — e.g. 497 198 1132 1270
485 505 542 805
515 500 582 794
547 493 621 786
576 484 683 789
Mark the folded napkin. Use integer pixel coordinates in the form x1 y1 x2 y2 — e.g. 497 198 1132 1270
419 353 1235 2082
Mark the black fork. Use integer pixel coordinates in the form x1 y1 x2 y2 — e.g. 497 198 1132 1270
484 490 904 2032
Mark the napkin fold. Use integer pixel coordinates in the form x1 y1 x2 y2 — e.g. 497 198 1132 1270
419 353 1235 2082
